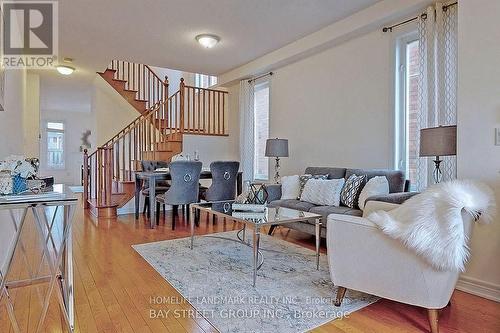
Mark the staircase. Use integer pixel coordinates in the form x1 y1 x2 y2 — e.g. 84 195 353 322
83 60 228 218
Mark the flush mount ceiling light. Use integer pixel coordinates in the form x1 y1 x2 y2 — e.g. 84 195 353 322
56 65 75 75
56 57 75 75
195 34 220 49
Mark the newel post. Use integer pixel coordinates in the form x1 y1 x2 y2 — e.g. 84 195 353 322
83 149 89 209
179 78 185 133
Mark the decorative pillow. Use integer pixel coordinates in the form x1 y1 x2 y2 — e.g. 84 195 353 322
358 176 389 210
280 175 301 200
300 178 345 206
340 174 366 208
298 174 329 198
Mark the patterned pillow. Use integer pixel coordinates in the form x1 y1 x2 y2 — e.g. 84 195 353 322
300 178 345 206
298 174 328 198
340 174 366 208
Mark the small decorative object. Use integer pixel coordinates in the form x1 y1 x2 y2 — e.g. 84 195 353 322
248 182 269 204
232 203 266 212
27 179 46 194
80 130 92 152
420 125 457 183
265 138 289 183
0 171 13 195
12 174 27 194
0 155 38 195
193 150 200 161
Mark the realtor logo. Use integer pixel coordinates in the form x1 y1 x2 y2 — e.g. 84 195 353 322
1 1 58 68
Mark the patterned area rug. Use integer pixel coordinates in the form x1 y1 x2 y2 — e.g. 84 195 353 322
133 231 378 333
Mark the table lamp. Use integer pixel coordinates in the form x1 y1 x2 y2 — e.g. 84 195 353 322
265 138 289 183
419 125 457 183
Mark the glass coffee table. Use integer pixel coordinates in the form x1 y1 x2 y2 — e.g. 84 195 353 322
189 201 322 287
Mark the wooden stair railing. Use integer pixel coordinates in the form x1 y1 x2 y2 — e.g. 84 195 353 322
98 60 169 113
84 66 229 217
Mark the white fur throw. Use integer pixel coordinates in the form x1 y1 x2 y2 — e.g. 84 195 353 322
367 180 496 272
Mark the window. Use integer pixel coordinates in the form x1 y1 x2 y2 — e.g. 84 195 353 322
46 122 65 169
194 73 217 88
395 35 419 190
253 81 270 180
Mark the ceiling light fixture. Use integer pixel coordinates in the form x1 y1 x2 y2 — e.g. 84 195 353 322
56 65 75 75
195 34 220 49
56 57 75 75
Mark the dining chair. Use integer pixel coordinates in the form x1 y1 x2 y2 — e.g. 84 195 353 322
199 161 240 223
155 161 202 229
203 161 240 201
140 160 170 215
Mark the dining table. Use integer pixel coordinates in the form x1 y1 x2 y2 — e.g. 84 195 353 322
134 169 243 228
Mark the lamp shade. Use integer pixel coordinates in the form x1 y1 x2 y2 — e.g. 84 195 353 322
265 138 289 157
420 125 457 157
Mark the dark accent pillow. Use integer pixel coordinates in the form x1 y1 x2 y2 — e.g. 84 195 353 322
298 174 328 198
340 174 366 208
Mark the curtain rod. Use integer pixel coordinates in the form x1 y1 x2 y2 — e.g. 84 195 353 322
248 72 273 83
382 1 457 32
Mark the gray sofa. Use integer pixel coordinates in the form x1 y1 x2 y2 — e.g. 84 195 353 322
266 167 413 238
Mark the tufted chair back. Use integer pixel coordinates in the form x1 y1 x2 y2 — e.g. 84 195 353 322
205 161 240 201
163 161 202 205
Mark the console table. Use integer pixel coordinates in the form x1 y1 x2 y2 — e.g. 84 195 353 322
0 185 77 332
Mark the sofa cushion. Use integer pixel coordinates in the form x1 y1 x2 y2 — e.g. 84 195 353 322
267 199 316 212
345 168 405 193
300 178 345 206
308 205 362 221
298 174 329 197
358 176 389 210
340 174 366 208
280 175 301 199
305 167 346 179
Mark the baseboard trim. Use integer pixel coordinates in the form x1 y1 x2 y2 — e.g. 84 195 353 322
456 276 500 303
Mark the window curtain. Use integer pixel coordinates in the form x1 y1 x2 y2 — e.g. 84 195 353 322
239 79 255 182
415 2 458 190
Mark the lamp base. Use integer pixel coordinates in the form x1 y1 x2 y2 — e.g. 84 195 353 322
273 157 281 184
433 156 442 183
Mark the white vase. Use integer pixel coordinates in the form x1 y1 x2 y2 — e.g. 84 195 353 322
0 171 13 195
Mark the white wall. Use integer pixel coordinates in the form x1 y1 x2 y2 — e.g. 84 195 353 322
269 29 393 175
92 76 139 146
23 73 41 157
0 70 26 157
149 66 184 94
0 69 27 274
456 0 500 299
38 109 94 185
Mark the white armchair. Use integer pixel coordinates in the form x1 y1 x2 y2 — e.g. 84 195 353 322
327 201 473 333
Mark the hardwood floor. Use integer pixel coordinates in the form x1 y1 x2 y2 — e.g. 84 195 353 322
1 199 499 333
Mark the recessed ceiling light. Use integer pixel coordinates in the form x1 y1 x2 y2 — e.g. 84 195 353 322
195 34 220 49
56 65 75 75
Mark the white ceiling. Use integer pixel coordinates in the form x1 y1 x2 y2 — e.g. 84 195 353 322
60 0 381 76
38 0 380 112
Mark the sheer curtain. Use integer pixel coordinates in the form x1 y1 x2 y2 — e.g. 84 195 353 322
415 2 458 190
239 79 255 182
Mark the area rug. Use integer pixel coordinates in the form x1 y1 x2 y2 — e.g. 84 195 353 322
133 231 378 333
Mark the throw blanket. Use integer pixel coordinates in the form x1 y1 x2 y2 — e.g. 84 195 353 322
368 180 496 271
